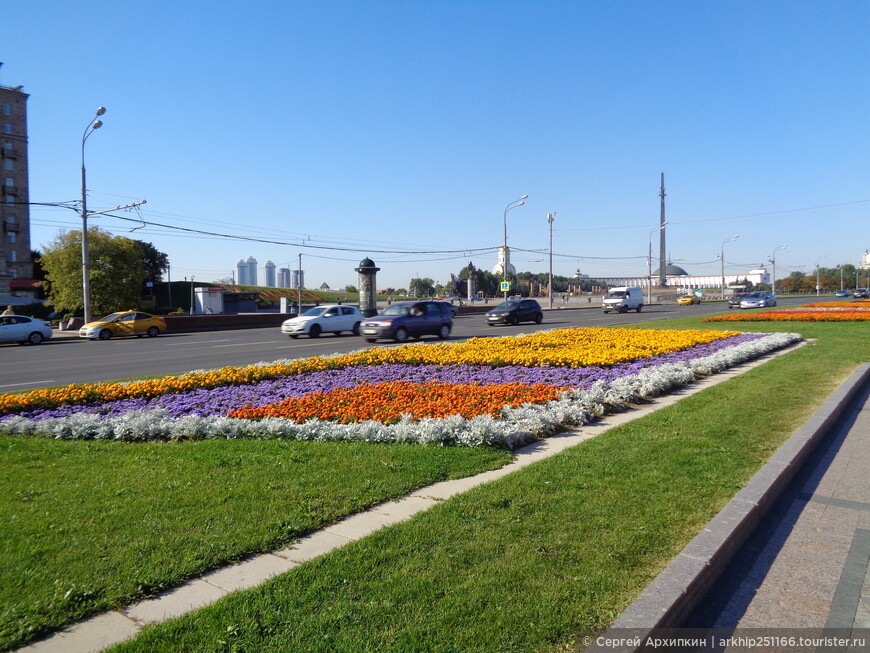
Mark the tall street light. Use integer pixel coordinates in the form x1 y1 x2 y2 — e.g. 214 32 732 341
502 194 527 299
813 254 829 296
769 243 788 295
648 222 667 305
547 212 556 309
720 235 739 299
81 107 106 324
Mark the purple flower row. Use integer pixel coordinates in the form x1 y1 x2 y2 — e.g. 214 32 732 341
3 334 763 422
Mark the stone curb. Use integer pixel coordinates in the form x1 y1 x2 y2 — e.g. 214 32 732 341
588 362 870 652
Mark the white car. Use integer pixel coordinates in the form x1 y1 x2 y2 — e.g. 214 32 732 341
0 314 53 345
739 291 777 309
281 304 363 338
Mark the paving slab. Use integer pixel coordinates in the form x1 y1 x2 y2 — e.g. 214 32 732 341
18 612 139 653
124 579 228 625
201 553 298 593
275 530 356 563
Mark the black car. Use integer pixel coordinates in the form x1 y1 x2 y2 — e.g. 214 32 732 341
486 299 543 326
360 301 453 343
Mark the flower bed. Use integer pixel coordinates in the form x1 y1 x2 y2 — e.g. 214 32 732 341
0 328 802 449
801 301 870 309
703 307 870 322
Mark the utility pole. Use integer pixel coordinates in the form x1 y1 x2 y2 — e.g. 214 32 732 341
547 212 555 309
658 173 666 287
297 253 302 315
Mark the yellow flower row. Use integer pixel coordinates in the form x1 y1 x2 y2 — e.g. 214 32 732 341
0 327 737 416
322 327 735 369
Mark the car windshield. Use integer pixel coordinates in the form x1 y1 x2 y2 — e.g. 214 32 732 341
605 291 626 298
381 304 411 316
301 307 329 317
495 301 521 310
745 292 764 298
98 313 125 322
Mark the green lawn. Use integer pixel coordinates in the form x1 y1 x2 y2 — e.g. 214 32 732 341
0 439 511 649
2 318 867 651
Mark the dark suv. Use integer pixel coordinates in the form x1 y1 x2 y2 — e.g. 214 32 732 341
486 299 544 326
360 301 453 343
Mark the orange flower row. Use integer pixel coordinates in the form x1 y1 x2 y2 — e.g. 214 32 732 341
801 301 870 308
227 381 565 423
703 310 870 323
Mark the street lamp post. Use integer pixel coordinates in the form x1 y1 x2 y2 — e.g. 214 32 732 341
769 244 788 295
547 212 555 309
502 195 528 299
647 222 667 305
81 107 106 324
720 235 740 299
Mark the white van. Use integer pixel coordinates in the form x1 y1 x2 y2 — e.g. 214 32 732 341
602 286 644 313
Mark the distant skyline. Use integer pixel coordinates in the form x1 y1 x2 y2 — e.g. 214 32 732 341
4 1 869 289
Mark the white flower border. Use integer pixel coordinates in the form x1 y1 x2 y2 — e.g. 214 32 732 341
0 332 801 449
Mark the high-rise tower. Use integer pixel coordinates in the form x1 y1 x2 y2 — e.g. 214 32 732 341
0 78 32 294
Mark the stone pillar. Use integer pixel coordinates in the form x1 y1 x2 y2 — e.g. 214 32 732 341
355 257 381 317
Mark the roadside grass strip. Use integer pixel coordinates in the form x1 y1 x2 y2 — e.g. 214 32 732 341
0 329 802 449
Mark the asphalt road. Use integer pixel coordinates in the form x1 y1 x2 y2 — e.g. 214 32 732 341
0 297 823 391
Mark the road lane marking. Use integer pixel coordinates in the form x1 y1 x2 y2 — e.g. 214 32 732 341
212 342 277 348
0 380 56 389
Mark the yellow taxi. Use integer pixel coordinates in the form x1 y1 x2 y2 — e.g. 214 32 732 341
79 311 167 340
677 294 700 305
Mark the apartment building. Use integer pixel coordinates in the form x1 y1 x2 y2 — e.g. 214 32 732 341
0 82 32 294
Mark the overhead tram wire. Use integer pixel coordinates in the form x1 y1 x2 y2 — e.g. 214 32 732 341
29 200 494 258
92 211 500 257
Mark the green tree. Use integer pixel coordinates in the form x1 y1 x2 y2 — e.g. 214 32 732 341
39 228 148 316
135 240 169 284
408 277 435 298
344 284 359 293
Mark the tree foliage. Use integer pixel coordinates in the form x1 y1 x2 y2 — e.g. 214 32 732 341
778 264 862 293
408 277 436 298
134 240 170 284
39 228 148 316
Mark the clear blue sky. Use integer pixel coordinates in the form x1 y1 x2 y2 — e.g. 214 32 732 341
5 0 869 290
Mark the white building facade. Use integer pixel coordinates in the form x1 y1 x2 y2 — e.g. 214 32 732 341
597 267 770 294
